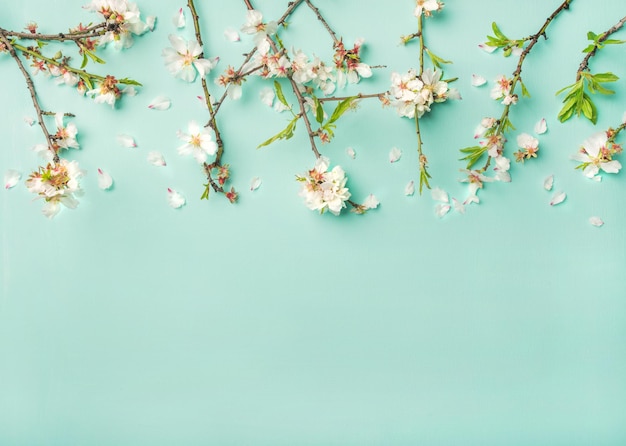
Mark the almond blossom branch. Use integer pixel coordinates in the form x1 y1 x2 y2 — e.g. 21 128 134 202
0 23 108 42
318 92 388 102
0 34 58 162
305 0 340 45
470 0 575 173
577 15 626 78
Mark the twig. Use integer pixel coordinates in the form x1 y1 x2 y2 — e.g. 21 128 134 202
0 23 107 42
318 92 388 102
577 15 626 79
305 0 340 45
0 34 58 163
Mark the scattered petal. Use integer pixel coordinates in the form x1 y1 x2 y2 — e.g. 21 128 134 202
478 43 497 53
117 134 137 148
431 187 449 203
389 147 402 163
146 15 157 31
167 188 185 208
452 198 465 214
4 169 21 189
224 27 240 42
550 191 566 206
591 175 602 182
173 8 185 28
534 118 547 135
97 168 113 190
435 203 451 218
346 147 356 159
589 216 604 227
363 194 379 209
148 96 171 110
543 174 554 191
405 180 415 196
24 116 35 126
250 177 262 191
259 87 275 107
471 74 486 87
147 151 166 166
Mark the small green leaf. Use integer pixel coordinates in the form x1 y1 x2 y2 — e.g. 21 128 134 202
257 116 298 148
581 44 595 53
274 80 290 108
117 78 142 86
592 72 619 83
327 96 357 125
80 53 88 69
86 50 105 64
200 184 210 200
587 31 598 40
312 96 324 124
425 49 452 69
520 80 530 98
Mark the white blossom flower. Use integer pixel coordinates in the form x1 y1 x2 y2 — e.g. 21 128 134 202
162 34 218 82
25 159 84 218
240 10 277 55
297 157 351 216
572 132 622 178
53 113 79 150
414 0 441 17
84 0 149 49
176 120 218 164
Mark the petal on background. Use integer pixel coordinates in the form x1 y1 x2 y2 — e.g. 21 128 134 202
534 118 547 135
471 74 486 87
363 194 379 209
224 27 240 42
250 177 262 191
117 134 137 148
173 8 185 28
589 216 604 227
148 96 171 110
4 169 21 189
147 151 167 167
550 191 566 206
167 188 185 209
389 147 402 163
346 147 356 159
435 203 451 218
97 168 113 190
431 187 449 203
543 174 554 191
405 180 415 196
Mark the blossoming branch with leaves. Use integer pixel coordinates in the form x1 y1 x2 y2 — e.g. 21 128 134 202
3 0 625 220
0 0 150 217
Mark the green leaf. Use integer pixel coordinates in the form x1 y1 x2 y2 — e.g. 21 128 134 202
581 44 595 53
274 80 290 108
257 116 298 148
459 145 488 169
587 31 598 40
425 49 452 69
80 53 88 69
312 95 324 124
117 78 143 86
603 38 626 45
200 184 211 200
592 72 619 83
327 96 357 125
86 50 105 64
492 22 507 40
520 80 530 98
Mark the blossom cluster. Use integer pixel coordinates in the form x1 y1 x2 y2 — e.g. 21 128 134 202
25 159 84 218
83 0 152 49
389 68 459 119
297 157 351 216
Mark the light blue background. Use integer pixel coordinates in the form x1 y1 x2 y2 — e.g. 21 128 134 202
1 1 625 444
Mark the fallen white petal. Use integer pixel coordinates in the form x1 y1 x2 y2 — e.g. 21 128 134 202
543 174 554 191
435 203 451 218
24 116 35 126
478 43 497 53
512 47 523 56
534 118 547 135
148 96 171 110
550 191 566 206
452 198 465 214
259 87 275 107
346 147 356 159
431 187 449 203
389 147 402 163
173 8 185 28
363 194 379 209
4 169 21 189
97 168 113 190
591 175 602 182
405 180 415 196
117 134 137 148
250 177 262 191
146 15 157 31
147 151 166 166
224 27 240 42
471 74 486 87
589 216 604 227
167 188 185 208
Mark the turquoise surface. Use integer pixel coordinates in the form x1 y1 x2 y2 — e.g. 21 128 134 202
1 0 625 444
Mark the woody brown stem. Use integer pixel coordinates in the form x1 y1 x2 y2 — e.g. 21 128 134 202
577 15 626 80
0 34 59 163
